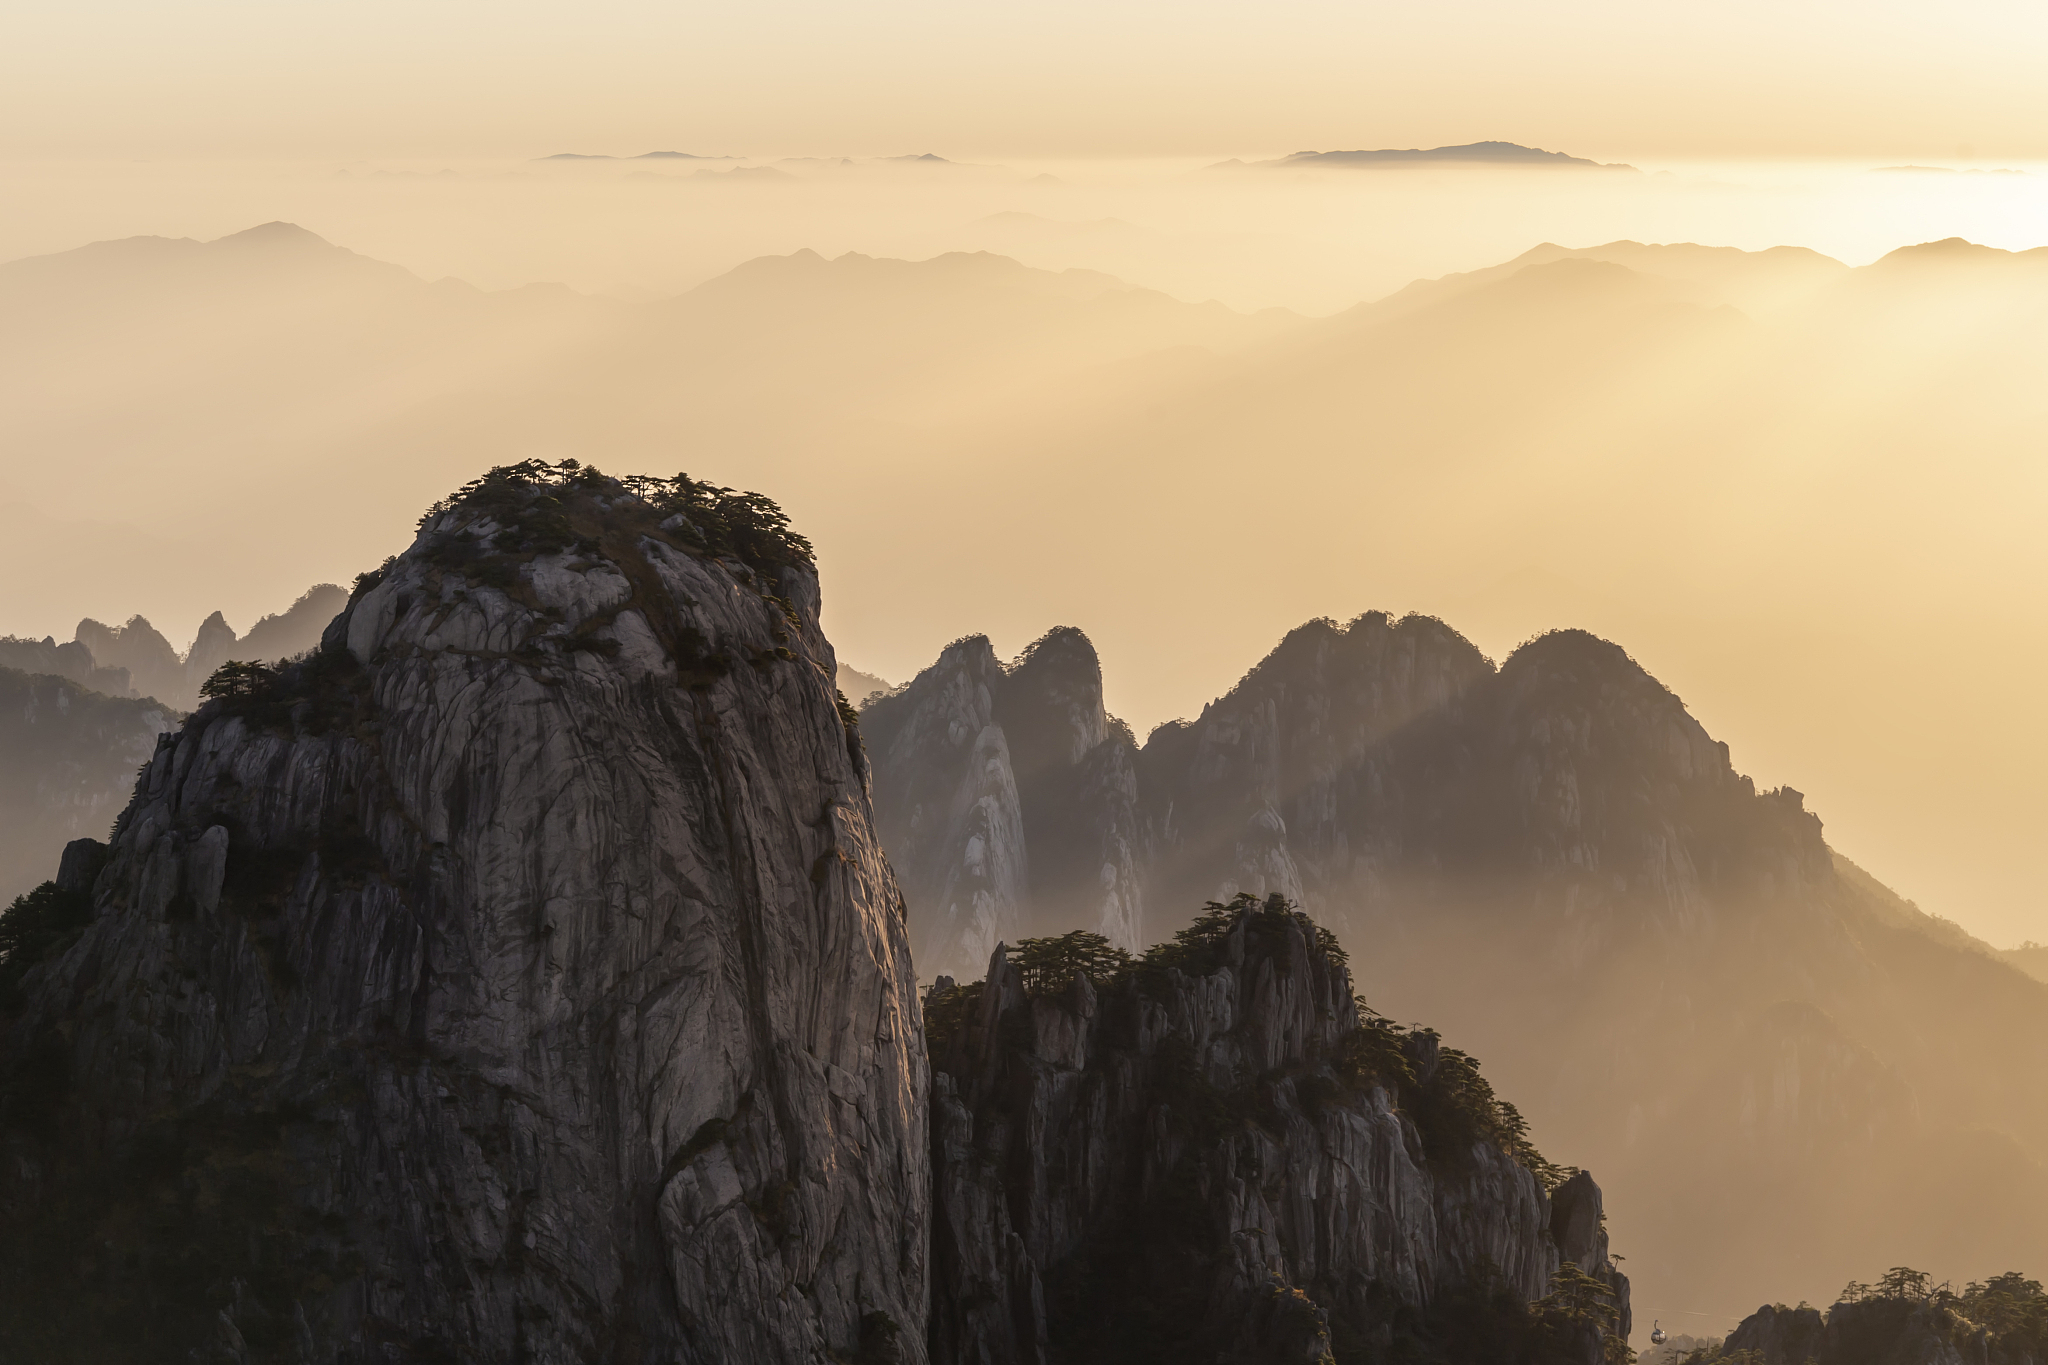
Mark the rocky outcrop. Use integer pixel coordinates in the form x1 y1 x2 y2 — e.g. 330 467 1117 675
0 666 176 903
1549 1170 1626 1301
0 466 927 1363
1722 1303 1827 1364
925 895 1628 1365
863 628 1143 982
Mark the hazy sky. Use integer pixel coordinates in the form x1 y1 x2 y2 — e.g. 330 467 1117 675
6 0 2048 161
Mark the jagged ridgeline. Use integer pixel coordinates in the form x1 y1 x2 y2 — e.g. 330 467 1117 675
0 460 1632 1365
925 891 1632 1365
0 461 924 1363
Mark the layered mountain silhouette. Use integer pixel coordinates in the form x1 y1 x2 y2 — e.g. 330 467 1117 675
833 661 892 706
867 615 2048 1335
0 669 175 904
8 221 2048 979
59 583 347 713
1349 239 1847 319
0 464 1630 1364
0 222 1298 691
0 585 345 906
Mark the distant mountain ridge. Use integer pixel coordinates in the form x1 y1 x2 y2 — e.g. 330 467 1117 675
65 583 347 712
0 668 175 903
8 218 2048 987
0 585 346 909
1214 141 1635 171
0 221 420 304
1350 238 1848 319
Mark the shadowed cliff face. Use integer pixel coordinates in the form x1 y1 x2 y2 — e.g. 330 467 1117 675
925 897 1629 1365
0 466 928 1364
863 627 1144 982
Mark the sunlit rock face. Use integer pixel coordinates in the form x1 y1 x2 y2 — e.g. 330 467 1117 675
0 468 928 1364
926 898 1629 1365
864 627 1144 983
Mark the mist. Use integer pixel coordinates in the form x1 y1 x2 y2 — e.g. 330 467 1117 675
3 154 2046 951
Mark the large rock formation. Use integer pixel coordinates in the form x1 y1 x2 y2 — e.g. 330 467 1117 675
0 469 1655 1365
863 629 1144 982
925 894 1629 1365
0 465 927 1363
870 611 2048 1332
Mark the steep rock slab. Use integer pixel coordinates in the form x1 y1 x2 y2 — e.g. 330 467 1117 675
0 465 928 1364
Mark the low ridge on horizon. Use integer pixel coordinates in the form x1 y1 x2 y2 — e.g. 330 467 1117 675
537 149 735 161
1214 140 1637 171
